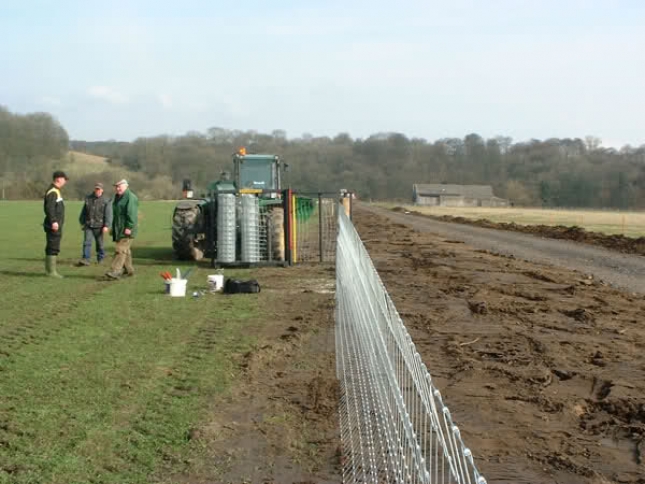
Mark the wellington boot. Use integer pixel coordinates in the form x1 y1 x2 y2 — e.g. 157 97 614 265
46 255 64 279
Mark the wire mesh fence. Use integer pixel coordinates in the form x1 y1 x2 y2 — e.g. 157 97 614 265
201 191 287 266
253 201 284 263
335 206 487 484
294 194 339 263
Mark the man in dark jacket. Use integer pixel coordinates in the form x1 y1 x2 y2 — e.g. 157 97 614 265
105 179 139 280
43 170 68 278
78 182 113 266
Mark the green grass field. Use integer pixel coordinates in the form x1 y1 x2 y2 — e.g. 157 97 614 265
380 203 645 237
0 201 258 484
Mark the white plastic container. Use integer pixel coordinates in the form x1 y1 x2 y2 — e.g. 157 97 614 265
169 278 188 297
208 274 224 292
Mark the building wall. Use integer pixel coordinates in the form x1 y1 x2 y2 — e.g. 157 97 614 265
415 195 440 206
439 195 478 207
415 195 510 207
480 197 510 208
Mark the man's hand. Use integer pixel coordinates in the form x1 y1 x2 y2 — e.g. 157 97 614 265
102 226 109 234
124 228 132 236
51 222 59 232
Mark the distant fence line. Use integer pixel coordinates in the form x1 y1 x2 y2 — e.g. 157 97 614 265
335 206 486 484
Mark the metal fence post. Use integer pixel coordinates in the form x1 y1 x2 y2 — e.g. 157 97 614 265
209 191 216 268
283 189 292 265
318 192 324 262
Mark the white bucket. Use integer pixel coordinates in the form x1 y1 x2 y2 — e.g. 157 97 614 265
208 274 224 292
169 278 188 297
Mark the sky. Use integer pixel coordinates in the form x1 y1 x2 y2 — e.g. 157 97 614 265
1 0 644 147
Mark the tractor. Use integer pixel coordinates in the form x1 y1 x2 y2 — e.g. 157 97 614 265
171 150 313 263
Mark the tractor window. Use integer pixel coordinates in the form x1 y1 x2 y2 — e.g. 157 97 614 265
239 159 274 190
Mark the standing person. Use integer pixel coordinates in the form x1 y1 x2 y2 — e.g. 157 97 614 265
78 182 113 266
43 170 69 278
105 179 138 280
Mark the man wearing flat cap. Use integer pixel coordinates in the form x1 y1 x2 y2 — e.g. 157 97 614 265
77 182 113 266
105 179 139 280
43 170 69 278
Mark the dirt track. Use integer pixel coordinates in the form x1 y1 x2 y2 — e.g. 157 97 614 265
363 204 645 295
174 265 340 484
355 206 645 484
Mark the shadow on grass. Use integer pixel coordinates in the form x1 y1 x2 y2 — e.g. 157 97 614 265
133 246 175 262
0 270 99 279
13 248 175 264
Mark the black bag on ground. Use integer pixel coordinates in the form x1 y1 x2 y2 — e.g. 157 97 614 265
223 278 261 294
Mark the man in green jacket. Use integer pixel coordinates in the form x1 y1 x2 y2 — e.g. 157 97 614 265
105 179 139 280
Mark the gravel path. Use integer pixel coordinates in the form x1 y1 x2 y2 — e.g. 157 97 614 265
361 204 645 295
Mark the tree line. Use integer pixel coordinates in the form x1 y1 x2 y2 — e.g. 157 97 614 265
2 104 644 208
0 105 69 198
72 129 645 209
0 105 178 200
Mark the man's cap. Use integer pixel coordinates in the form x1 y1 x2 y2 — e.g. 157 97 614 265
52 170 69 180
94 182 104 189
114 179 129 187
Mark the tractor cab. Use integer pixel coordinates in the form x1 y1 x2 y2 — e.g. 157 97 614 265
233 152 283 194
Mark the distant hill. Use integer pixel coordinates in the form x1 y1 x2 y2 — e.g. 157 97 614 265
62 151 111 176
58 151 178 200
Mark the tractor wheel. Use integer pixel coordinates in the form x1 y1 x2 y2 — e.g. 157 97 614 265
269 206 285 261
172 202 204 260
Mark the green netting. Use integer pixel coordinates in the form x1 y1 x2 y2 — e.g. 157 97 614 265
296 197 315 222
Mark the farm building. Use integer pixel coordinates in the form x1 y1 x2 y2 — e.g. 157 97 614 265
413 184 509 207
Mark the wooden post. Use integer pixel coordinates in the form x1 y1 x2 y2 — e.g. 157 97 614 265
342 197 350 218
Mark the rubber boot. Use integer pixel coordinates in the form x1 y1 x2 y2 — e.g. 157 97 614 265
46 255 64 279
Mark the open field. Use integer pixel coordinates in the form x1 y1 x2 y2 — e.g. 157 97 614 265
0 201 339 484
355 206 645 484
356 206 645 484
378 203 645 237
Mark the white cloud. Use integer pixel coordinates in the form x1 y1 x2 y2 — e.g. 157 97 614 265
40 96 62 106
158 93 172 109
88 86 129 104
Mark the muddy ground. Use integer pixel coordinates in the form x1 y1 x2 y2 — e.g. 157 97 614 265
172 265 340 484
365 205 645 295
393 207 645 256
355 207 645 484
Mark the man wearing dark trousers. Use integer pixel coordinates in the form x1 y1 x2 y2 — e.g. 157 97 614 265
78 182 113 266
43 171 68 278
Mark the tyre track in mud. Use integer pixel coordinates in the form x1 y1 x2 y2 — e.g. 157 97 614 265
169 265 340 484
362 204 645 295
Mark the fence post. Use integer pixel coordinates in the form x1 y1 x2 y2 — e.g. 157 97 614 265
342 196 351 218
318 193 324 262
283 189 292 265
209 191 216 268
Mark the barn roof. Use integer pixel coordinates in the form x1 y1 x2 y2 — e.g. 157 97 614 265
413 184 495 198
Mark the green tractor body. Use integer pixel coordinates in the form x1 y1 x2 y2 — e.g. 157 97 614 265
172 152 313 262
